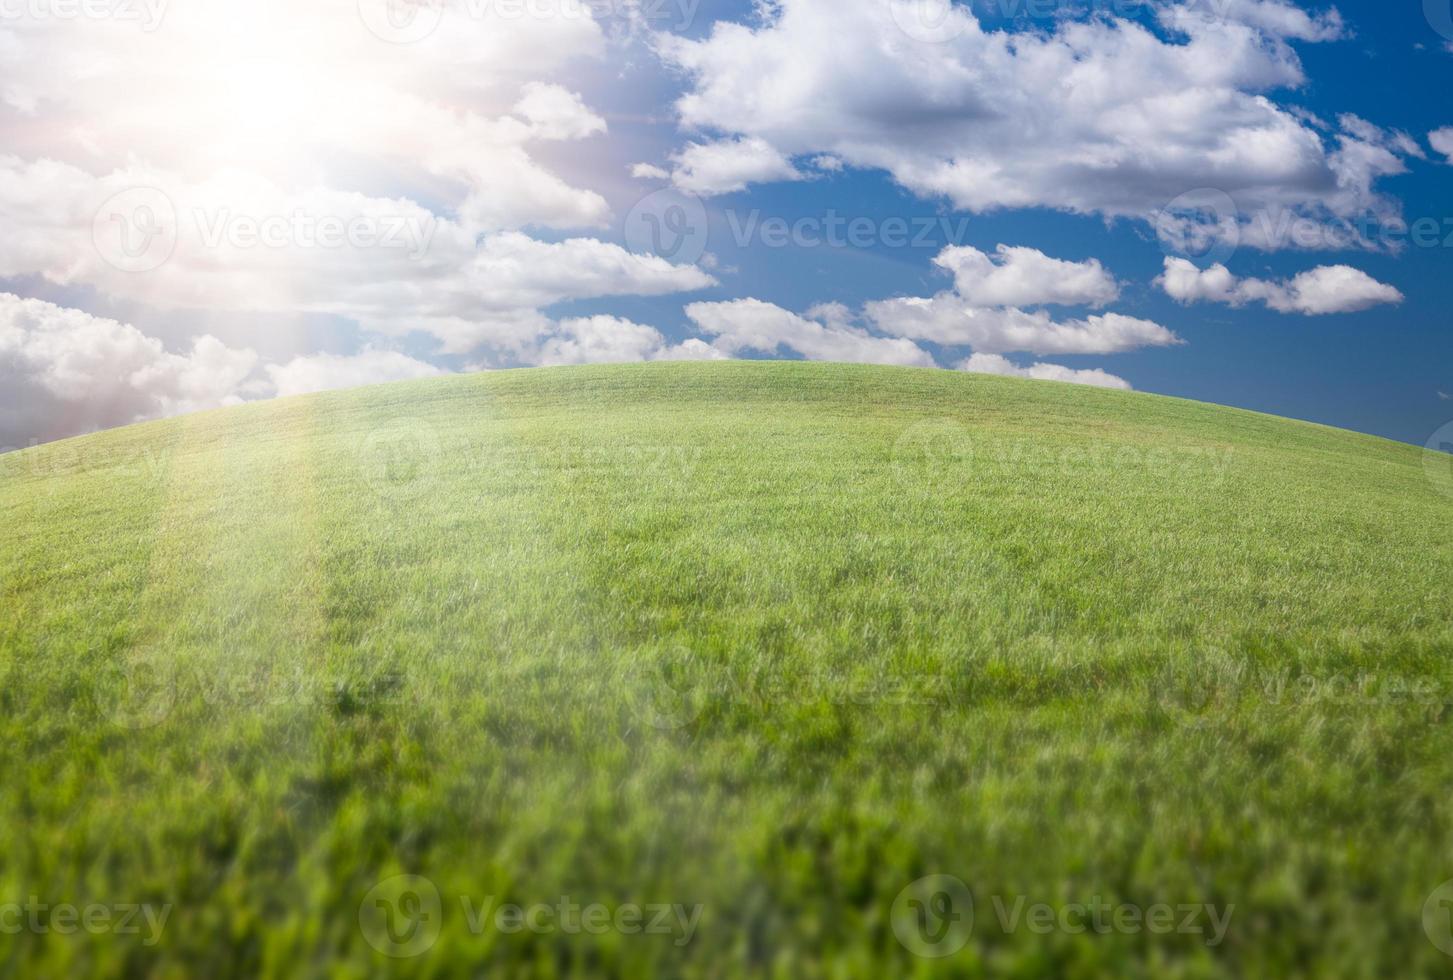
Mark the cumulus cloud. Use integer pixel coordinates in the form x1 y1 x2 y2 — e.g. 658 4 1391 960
685 299 936 366
1431 128 1453 164
0 161 716 354
266 349 445 398
868 296 1179 354
656 0 1412 246
1157 257 1403 313
0 294 256 447
859 243 1178 355
533 315 726 366
958 352 1132 390
513 82 608 141
1164 0 1346 42
933 244 1120 308
631 162 671 180
670 137 804 196
0 0 719 392
0 295 732 445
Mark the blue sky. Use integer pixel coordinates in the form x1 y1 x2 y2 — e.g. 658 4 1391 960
1 0 1449 447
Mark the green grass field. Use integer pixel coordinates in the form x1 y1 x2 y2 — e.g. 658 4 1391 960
3 360 1452 977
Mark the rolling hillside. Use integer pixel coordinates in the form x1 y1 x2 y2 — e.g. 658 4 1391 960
2 361 1452 977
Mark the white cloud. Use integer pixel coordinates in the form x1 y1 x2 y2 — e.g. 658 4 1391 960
656 0 1411 245
1162 0 1345 43
266 349 445 398
513 82 607 141
958 352 1131 390
0 293 256 447
862 243 1177 355
1430 128 1453 164
933 244 1120 308
685 299 936 366
868 295 1180 354
653 338 727 361
533 315 724 366
0 0 721 389
670 137 803 196
631 162 671 180
0 161 716 355
1158 257 1403 313
0 293 734 445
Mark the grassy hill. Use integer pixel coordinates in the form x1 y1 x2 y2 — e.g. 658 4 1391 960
2 360 1452 978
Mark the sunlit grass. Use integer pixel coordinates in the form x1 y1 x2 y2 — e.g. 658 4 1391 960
2 360 1452 977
